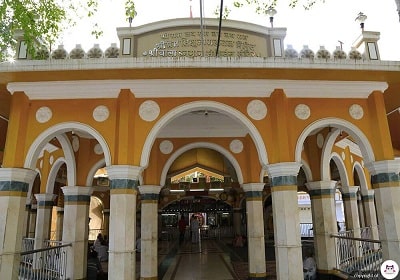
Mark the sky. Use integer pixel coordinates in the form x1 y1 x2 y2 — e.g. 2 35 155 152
61 0 400 61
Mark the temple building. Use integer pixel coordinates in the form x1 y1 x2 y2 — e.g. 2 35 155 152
1 17 400 280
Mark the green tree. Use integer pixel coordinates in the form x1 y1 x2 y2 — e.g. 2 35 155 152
0 0 136 61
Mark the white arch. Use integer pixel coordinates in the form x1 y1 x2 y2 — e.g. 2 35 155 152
46 157 67 194
55 133 76 187
24 122 111 171
321 129 341 180
353 161 369 196
26 169 41 205
296 118 375 167
141 101 268 169
159 142 244 186
86 159 106 186
301 159 313 182
330 152 350 188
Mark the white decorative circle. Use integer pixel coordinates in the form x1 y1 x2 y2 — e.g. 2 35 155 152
49 155 54 165
316 133 324 149
93 105 109 122
36 107 52 123
341 151 346 160
247 100 267 120
159 140 173 154
72 135 79 152
349 104 364 120
139 100 160 122
230 139 244 154
295 104 311 120
94 144 103 155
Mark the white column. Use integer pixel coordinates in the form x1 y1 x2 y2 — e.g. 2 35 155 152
28 205 37 238
357 193 366 228
139 185 161 280
62 186 93 280
106 165 140 280
267 162 303 280
55 207 64 241
102 209 110 237
307 180 337 277
243 183 266 279
0 168 37 280
341 186 361 238
366 160 400 263
362 190 379 241
34 193 57 249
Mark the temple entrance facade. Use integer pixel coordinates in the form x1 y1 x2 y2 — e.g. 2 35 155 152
1 18 400 280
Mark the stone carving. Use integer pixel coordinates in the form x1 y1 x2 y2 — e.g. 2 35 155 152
94 143 103 155
247 100 267 120
333 47 347 59
69 44 85 59
317 133 324 149
72 135 80 152
349 48 362 60
295 104 311 120
51 45 67 59
316 46 331 59
284 45 298 58
93 105 110 122
230 139 244 154
159 140 173 154
349 104 364 120
105 43 119 58
139 100 160 122
300 45 314 59
36 106 52 123
87 44 103 58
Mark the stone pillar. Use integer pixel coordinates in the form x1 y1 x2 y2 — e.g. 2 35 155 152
55 207 64 241
341 186 361 238
106 165 140 280
139 185 161 280
0 168 37 280
233 208 242 236
366 160 400 263
102 209 110 237
62 186 93 280
267 162 303 280
28 205 37 238
357 193 366 228
362 190 379 241
34 193 57 249
243 183 266 280
307 181 337 277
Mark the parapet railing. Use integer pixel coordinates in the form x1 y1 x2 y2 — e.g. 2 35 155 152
331 233 382 277
19 241 71 280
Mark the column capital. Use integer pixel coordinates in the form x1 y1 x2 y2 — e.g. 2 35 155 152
265 162 302 178
35 193 57 202
138 185 162 195
306 181 336 198
62 186 93 204
106 165 143 180
365 160 400 175
341 186 359 194
0 168 37 195
242 183 265 192
362 190 375 201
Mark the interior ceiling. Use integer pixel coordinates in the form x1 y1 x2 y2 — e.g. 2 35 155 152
158 110 248 138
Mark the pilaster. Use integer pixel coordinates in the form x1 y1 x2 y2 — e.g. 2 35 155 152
362 190 379 241
233 208 243 236
365 160 400 263
266 162 303 280
0 168 37 280
242 183 266 280
106 165 141 280
306 180 337 277
102 208 110 237
138 185 161 280
55 207 64 241
62 186 93 280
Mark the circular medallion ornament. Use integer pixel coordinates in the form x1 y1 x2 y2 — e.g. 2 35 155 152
94 143 103 155
349 104 364 120
219 192 228 201
139 100 160 122
316 133 324 149
49 155 54 165
230 139 244 154
36 107 52 123
295 104 311 120
247 100 267 120
93 105 109 122
72 135 79 152
159 140 173 155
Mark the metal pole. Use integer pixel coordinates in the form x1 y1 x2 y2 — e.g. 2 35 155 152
199 0 204 56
